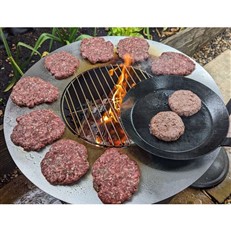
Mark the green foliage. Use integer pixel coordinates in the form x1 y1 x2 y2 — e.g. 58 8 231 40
107 27 153 39
0 27 92 91
54 28 80 44
17 28 92 66
107 27 144 37
0 28 24 92
143 28 152 40
49 28 92 48
16 32 63 68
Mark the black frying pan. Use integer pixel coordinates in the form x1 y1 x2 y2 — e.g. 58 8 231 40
121 76 231 160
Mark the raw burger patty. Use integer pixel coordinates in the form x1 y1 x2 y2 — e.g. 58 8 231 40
10 76 59 108
168 90 202 116
151 52 195 76
80 37 114 63
117 37 150 62
44 51 80 79
92 148 140 204
41 139 89 185
11 109 65 151
149 111 185 142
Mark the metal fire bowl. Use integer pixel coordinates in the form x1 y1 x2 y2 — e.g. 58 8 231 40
3 36 223 204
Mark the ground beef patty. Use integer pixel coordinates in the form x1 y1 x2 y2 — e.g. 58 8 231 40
149 111 185 141
117 37 150 63
168 90 202 116
10 76 59 108
44 51 80 79
92 148 140 204
11 109 65 151
151 52 196 76
80 37 114 64
41 139 89 185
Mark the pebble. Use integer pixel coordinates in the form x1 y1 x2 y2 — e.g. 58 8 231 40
0 168 22 189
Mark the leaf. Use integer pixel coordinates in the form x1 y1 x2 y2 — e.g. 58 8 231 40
31 33 62 57
17 42 42 57
64 40 70 45
4 75 17 92
107 27 144 37
0 28 12 58
76 34 92 41
69 28 79 42
93 28 97 37
49 28 57 51
42 51 49 57
8 56 24 76
0 28 24 85
143 27 152 40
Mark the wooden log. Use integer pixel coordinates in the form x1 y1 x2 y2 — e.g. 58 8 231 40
163 28 226 56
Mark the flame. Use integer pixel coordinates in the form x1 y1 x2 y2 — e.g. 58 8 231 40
95 136 102 144
101 54 132 123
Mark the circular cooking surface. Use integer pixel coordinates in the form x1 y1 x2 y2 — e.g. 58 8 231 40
3 36 223 204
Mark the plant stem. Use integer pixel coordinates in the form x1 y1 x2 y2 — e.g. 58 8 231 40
0 28 23 76
93 28 97 37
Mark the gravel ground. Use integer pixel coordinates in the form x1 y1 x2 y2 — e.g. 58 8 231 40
0 28 230 202
193 28 231 65
0 168 21 188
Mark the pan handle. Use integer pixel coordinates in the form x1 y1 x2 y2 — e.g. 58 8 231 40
226 99 231 115
221 99 231 146
221 138 231 146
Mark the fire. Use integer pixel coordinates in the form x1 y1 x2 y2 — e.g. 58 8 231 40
102 54 132 123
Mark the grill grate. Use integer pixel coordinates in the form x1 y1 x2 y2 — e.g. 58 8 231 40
61 65 152 147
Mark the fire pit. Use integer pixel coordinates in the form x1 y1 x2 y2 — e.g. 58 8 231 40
3 36 223 204
61 63 152 147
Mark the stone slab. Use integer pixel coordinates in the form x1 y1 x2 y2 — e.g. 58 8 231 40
169 188 214 204
204 49 231 104
0 174 61 204
205 148 231 203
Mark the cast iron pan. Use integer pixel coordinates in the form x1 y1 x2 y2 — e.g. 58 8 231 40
121 76 231 160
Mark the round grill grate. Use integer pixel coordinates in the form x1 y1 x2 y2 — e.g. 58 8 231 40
60 64 152 147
